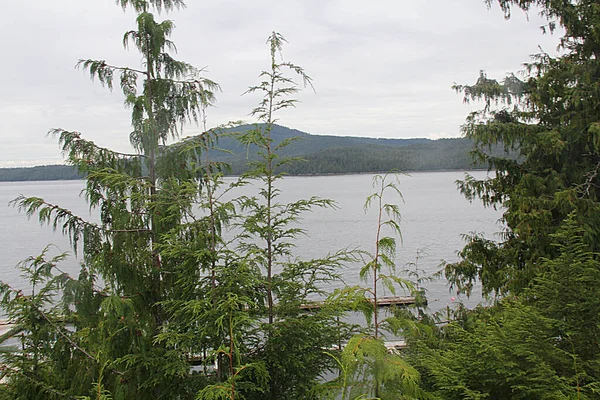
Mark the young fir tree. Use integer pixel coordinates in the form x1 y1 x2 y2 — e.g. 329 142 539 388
155 122 271 399
233 32 353 400
318 173 424 400
362 173 408 339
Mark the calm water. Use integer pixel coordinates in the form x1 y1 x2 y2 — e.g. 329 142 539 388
0 171 503 312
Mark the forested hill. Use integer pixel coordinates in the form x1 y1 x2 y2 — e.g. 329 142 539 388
0 125 488 181
210 124 434 156
203 124 488 175
0 165 83 182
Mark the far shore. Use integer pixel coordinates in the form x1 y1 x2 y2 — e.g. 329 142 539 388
0 167 491 183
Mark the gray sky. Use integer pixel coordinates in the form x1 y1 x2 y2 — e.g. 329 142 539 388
0 0 561 167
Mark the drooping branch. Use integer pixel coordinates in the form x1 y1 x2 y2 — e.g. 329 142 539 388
116 0 186 15
49 129 145 165
10 195 103 255
452 71 529 111
1 279 125 378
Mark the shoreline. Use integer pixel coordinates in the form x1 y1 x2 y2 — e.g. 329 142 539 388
0 167 491 183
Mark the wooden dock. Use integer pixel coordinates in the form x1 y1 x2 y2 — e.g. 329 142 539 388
385 340 407 353
299 296 416 311
376 296 417 306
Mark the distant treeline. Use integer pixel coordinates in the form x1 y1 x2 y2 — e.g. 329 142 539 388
211 125 490 175
0 165 83 182
0 125 501 182
222 138 486 175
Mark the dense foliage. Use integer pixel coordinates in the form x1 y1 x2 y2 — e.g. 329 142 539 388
3 0 600 399
0 2 417 398
446 1 600 297
417 0 600 398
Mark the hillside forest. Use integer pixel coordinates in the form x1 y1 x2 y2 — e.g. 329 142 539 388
0 126 499 181
2 0 600 399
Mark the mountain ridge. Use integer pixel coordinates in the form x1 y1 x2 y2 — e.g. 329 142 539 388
0 125 483 181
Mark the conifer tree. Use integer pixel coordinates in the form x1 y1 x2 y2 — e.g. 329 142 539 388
405 1 600 397
407 214 600 398
235 32 352 399
1 0 223 398
318 173 423 400
446 0 600 297
0 4 438 400
362 173 407 339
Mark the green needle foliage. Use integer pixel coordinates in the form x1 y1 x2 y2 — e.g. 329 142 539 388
321 173 424 400
446 0 600 297
409 301 575 399
406 1 600 398
525 213 600 393
330 172 413 338
318 335 423 400
408 214 600 398
235 31 354 400
237 31 322 326
361 173 411 339
1 0 224 398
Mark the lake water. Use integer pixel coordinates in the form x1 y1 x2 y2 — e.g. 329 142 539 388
0 171 503 313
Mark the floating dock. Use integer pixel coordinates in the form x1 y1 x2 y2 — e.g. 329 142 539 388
299 296 416 310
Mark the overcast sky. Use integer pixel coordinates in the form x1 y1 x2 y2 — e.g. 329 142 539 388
0 0 561 167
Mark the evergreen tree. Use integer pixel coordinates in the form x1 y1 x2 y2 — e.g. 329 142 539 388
408 301 576 399
407 214 600 398
318 174 425 400
406 1 600 398
0 12 358 400
525 213 600 393
445 0 600 297
1 0 222 398
234 32 352 400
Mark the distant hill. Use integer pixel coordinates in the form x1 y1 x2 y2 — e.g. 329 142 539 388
208 124 433 158
0 125 487 182
0 165 83 182
208 124 483 175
